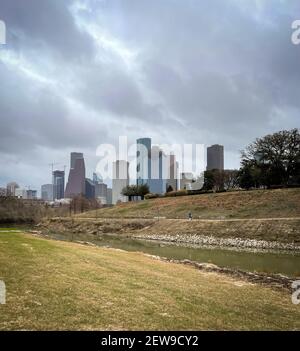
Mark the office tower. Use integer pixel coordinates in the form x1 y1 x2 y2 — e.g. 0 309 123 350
70 152 84 169
180 172 194 190
106 188 112 205
15 189 27 199
26 190 37 200
112 160 129 204
85 179 95 199
6 182 19 196
93 172 103 184
136 138 151 187
166 154 178 192
149 146 167 194
207 144 224 171
41 184 53 201
52 170 65 200
95 182 107 205
65 152 86 198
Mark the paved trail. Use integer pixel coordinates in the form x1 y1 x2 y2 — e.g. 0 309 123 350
56 216 300 222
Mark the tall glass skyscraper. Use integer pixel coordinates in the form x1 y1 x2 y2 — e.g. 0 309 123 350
206 144 224 171
65 153 86 198
136 138 151 187
52 170 65 200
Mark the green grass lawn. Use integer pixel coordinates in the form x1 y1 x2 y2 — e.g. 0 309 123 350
0 232 299 330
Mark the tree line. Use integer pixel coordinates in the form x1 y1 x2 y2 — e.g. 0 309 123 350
122 128 300 198
203 128 300 191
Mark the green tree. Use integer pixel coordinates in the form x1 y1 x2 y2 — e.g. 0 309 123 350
240 129 300 188
121 184 150 201
138 184 150 200
203 169 225 191
223 170 239 190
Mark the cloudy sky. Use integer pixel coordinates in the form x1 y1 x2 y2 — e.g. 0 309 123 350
0 0 299 191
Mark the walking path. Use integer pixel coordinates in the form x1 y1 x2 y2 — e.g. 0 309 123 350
57 216 300 222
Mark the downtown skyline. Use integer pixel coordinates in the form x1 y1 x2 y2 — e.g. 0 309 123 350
0 138 224 200
0 0 299 192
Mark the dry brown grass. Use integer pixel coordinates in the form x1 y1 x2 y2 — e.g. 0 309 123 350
80 188 300 220
0 231 300 330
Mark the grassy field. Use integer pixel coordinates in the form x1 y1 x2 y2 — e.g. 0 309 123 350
0 231 299 330
79 188 300 219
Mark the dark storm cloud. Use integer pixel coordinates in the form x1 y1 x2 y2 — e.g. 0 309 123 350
0 0 95 59
99 0 299 147
0 62 107 153
0 0 299 189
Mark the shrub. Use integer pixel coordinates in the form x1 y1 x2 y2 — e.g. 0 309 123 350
164 190 187 197
144 193 161 199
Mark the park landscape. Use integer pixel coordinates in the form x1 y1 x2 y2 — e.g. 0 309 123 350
1 187 300 330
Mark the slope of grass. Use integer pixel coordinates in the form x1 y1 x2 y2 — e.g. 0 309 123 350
0 232 299 330
79 188 300 219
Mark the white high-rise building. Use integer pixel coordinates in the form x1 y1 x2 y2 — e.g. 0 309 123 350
112 160 129 204
15 189 28 199
6 182 19 196
166 154 178 192
41 184 53 201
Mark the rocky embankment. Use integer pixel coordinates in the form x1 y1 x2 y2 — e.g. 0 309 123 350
147 255 296 292
133 233 300 251
38 217 300 251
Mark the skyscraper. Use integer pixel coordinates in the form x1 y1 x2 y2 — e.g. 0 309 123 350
41 184 53 201
15 189 27 199
26 190 37 200
106 188 112 205
85 178 95 199
207 144 224 171
166 154 178 192
93 172 103 184
136 138 151 187
70 152 84 169
6 182 19 196
149 146 167 194
95 182 107 205
65 153 86 198
112 160 129 204
52 170 65 200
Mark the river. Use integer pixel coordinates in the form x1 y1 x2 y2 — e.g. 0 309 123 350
51 232 300 278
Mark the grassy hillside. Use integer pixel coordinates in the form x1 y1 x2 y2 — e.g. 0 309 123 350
0 231 299 330
80 188 300 219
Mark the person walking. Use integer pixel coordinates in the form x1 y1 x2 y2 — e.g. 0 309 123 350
188 211 193 221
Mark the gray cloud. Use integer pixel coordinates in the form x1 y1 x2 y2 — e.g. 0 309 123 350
1 0 95 59
0 0 299 190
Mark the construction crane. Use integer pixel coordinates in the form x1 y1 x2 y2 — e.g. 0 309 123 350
48 162 61 174
48 163 67 174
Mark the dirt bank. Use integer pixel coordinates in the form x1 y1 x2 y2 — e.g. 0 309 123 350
38 216 300 251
